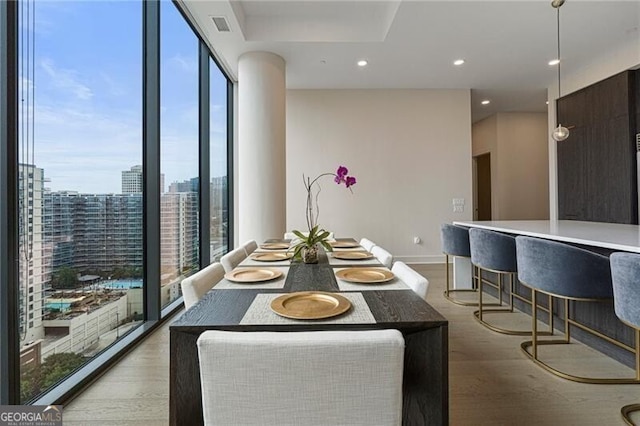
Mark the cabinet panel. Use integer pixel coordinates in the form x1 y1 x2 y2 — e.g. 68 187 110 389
557 126 586 220
586 116 634 223
588 72 630 123
556 70 637 224
556 89 587 129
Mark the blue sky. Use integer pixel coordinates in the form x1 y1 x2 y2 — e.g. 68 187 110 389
19 0 228 193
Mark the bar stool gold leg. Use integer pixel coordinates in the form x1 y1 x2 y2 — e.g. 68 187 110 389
473 270 553 336
443 255 499 307
522 294 640 384
621 329 640 425
621 404 640 426
532 289 538 359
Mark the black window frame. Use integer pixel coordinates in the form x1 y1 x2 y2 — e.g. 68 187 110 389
0 0 234 406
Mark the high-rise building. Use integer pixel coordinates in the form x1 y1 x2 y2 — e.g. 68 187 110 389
168 177 198 193
210 175 228 261
160 191 199 283
44 192 143 275
18 164 46 345
121 165 143 194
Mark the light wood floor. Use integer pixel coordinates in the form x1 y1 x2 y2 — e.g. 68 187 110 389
64 264 639 425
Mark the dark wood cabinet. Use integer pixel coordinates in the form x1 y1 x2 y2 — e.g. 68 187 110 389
557 127 586 220
557 70 639 224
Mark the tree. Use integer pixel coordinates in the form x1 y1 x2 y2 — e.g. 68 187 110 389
20 352 86 402
51 267 78 290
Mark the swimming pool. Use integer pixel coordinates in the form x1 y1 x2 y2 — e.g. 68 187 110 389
101 279 143 290
45 302 72 311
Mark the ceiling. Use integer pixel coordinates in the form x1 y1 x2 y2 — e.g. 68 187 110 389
181 0 640 122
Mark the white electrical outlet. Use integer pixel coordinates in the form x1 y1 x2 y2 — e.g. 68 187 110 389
452 198 465 206
453 205 464 213
413 236 421 244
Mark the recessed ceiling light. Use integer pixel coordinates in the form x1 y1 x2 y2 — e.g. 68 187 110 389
453 59 465 66
481 100 490 105
546 101 549 105
548 59 560 66
357 60 368 67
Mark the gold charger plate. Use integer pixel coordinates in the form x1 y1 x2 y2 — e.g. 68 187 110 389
335 268 395 284
260 242 290 250
330 241 360 249
332 251 374 260
224 268 283 283
270 291 351 320
251 252 293 262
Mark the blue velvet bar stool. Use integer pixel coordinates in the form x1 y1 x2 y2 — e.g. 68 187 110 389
440 224 478 306
469 228 552 335
611 252 640 424
517 236 640 384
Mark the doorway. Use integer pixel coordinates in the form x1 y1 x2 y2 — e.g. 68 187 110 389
474 153 492 220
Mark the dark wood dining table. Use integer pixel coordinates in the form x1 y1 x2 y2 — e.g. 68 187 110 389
169 240 449 425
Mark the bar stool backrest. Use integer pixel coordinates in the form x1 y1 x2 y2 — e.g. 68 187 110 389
440 224 471 257
516 236 613 299
469 228 517 273
611 252 640 328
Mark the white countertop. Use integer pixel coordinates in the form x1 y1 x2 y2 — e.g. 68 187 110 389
453 220 640 253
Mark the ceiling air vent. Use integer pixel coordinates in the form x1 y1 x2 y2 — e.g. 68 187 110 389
211 16 230 32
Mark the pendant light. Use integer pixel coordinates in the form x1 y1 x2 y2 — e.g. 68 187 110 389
551 0 569 142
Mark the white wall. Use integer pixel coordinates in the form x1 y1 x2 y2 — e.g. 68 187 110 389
472 113 549 220
471 115 498 218
286 89 472 263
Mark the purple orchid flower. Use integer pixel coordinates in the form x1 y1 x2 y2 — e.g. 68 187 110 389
334 166 349 184
345 176 356 188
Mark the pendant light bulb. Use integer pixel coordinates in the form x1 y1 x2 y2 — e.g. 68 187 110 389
552 124 570 142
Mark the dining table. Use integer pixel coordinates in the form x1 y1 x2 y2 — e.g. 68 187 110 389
169 238 449 425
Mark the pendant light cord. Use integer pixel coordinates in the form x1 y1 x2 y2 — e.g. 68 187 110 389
557 6 562 100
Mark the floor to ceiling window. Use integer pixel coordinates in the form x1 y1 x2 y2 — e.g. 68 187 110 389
16 0 143 402
159 1 200 308
1 0 233 406
210 59 229 262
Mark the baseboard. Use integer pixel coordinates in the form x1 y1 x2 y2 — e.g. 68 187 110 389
394 254 445 264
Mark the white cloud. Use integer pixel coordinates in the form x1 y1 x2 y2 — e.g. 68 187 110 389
100 72 126 97
40 58 93 101
170 54 198 74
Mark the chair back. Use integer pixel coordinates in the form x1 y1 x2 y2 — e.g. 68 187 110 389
197 329 404 426
220 247 247 273
440 224 471 257
469 228 517 273
516 236 612 299
360 237 376 252
181 263 224 310
392 261 429 300
610 252 640 328
372 246 393 268
242 240 258 256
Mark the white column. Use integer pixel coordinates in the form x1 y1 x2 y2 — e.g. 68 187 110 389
238 52 286 244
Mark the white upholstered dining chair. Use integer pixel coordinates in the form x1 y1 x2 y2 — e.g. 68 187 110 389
220 247 247 273
197 329 405 426
359 237 376 252
392 261 429 301
180 262 225 310
372 245 393 268
242 239 259 256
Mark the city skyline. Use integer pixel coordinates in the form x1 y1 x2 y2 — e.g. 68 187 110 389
19 0 228 194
